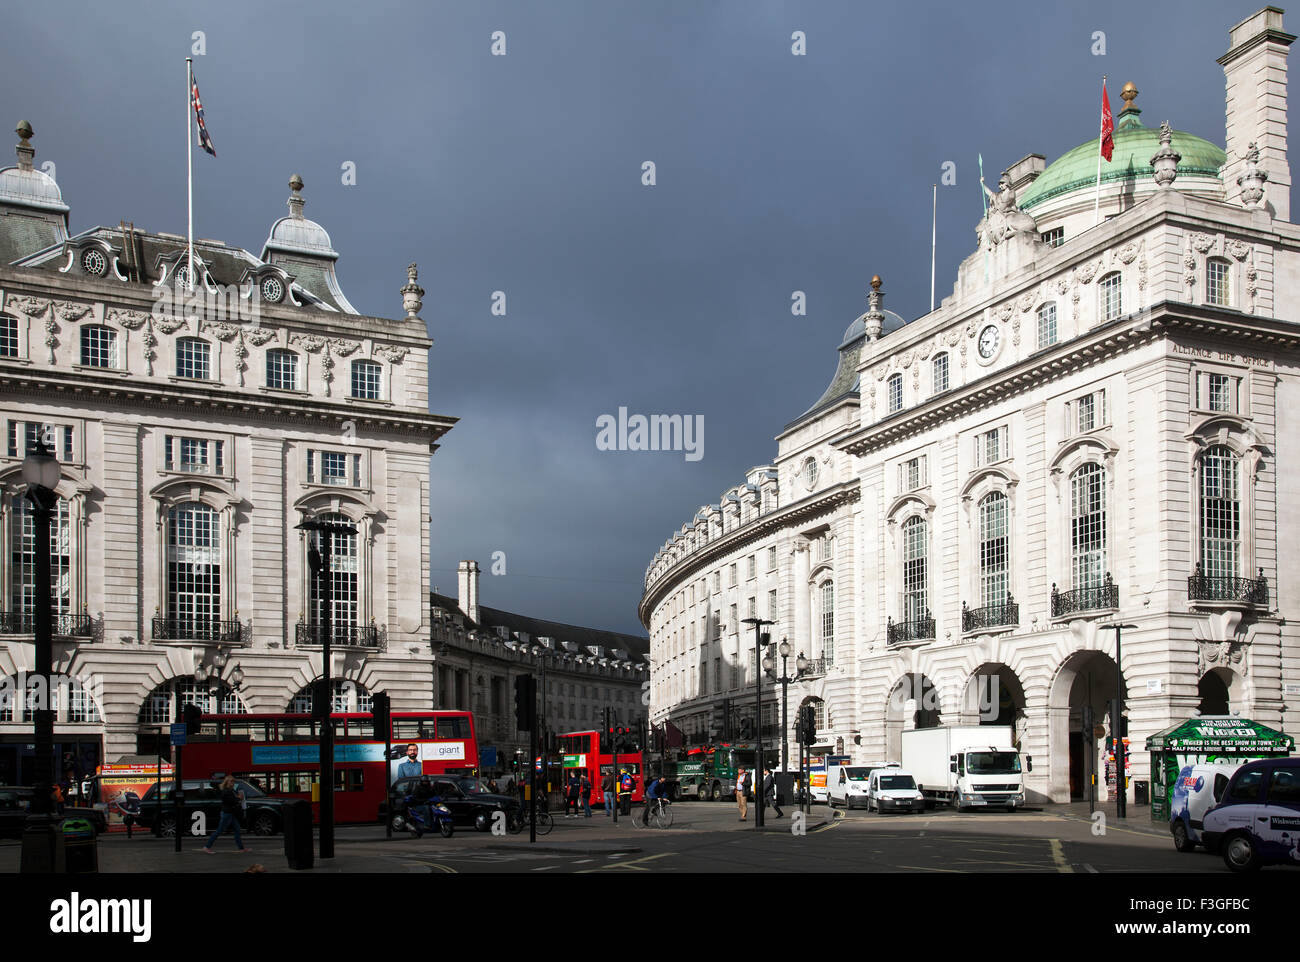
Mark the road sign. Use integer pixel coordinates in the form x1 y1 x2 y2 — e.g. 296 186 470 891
170 723 187 747
1092 724 1106 740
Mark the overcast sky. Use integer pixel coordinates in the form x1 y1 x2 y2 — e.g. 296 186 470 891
4 0 1262 635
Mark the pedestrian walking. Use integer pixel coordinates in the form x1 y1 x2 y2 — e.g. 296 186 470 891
565 773 581 817
618 769 635 816
762 768 784 818
580 773 593 817
202 775 251 854
735 768 750 821
601 772 615 816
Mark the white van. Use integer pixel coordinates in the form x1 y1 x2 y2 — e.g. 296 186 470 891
867 766 925 814
1169 761 1242 853
827 765 877 809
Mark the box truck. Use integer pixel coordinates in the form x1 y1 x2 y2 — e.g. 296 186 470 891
900 726 1030 811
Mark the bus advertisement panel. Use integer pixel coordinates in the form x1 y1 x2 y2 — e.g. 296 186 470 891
85 761 174 831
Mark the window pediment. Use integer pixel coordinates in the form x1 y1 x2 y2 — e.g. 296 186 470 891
1048 431 1118 478
886 490 935 527
1185 414 1264 453
149 475 240 517
960 465 1020 503
293 489 378 521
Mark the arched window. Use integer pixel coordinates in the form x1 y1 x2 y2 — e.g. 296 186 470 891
1098 273 1122 322
0 314 17 357
1206 258 1231 307
0 674 101 723
902 516 928 622
164 502 221 638
80 325 118 368
306 513 359 638
820 581 835 664
176 337 211 380
266 349 299 390
887 373 903 413
351 360 382 400
1037 302 1057 349
136 678 245 749
978 492 1009 608
1199 446 1240 580
1069 463 1106 588
932 353 950 394
11 496 71 620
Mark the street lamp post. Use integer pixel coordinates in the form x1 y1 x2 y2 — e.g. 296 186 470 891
742 617 773 830
763 637 807 773
297 517 357 860
19 439 60 873
1100 623 1137 820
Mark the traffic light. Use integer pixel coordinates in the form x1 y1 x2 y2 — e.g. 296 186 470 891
797 705 816 745
514 675 536 732
370 691 391 741
311 679 331 720
182 703 203 735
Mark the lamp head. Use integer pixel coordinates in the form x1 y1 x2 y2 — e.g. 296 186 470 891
22 437 60 490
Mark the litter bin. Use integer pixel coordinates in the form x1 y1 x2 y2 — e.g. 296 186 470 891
283 800 314 870
55 818 98 874
774 772 795 807
1134 780 1149 806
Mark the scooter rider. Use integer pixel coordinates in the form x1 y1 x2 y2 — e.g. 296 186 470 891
409 776 436 837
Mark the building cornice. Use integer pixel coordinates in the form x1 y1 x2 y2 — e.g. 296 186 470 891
639 480 860 626
835 302 1300 458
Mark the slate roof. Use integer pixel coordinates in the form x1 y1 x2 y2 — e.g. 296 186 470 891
430 592 649 659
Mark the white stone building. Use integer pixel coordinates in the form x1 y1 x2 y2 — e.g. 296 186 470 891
641 8 1300 802
0 123 455 780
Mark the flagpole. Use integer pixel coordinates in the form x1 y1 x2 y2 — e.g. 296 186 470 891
1094 75 1106 227
930 184 937 313
187 57 194 293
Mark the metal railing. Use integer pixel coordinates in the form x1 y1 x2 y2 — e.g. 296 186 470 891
152 617 245 645
962 596 1019 632
0 610 95 637
296 622 382 649
799 657 830 678
887 612 935 645
1188 565 1269 606
1051 574 1118 617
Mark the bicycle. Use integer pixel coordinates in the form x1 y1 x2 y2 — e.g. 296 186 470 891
507 806 554 836
640 797 673 829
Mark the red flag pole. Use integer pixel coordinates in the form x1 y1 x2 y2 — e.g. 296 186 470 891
1095 75 1108 227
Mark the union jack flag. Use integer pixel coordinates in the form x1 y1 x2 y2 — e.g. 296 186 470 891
191 72 216 157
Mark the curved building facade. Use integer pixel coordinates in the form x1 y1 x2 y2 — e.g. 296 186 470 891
641 10 1300 802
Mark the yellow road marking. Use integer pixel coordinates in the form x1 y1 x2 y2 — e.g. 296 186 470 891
425 862 457 874
1050 838 1074 873
578 852 676 873
895 864 962 873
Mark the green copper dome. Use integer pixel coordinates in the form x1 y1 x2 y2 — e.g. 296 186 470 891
1019 109 1226 210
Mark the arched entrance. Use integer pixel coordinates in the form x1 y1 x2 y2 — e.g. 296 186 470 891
1197 667 1244 716
883 672 942 762
1048 650 1126 802
960 664 1027 745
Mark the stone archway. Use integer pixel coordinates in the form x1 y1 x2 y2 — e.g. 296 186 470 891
1048 650 1127 802
883 672 943 762
959 663 1027 746
1197 667 1244 716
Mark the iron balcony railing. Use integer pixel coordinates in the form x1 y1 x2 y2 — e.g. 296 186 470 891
296 622 382 649
800 657 830 678
1188 565 1269 607
153 617 245 645
887 612 935 646
962 595 1019 632
1051 574 1118 618
0 610 95 637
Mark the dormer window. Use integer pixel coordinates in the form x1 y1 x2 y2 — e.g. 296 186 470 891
260 275 285 304
81 248 108 277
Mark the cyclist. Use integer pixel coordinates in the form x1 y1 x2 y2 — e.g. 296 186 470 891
641 774 668 826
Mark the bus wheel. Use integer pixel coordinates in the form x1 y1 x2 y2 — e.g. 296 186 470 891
251 812 277 836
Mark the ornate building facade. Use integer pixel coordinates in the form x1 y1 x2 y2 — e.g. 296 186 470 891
0 123 453 779
641 9 1300 802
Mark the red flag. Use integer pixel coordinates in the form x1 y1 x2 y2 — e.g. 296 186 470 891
1100 80 1114 162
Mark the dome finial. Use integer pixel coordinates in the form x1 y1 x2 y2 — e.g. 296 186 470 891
15 120 34 172
864 275 885 341
1120 82 1138 109
870 274 882 292
287 174 305 219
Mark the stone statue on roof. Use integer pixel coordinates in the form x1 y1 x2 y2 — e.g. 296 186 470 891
977 172 1039 248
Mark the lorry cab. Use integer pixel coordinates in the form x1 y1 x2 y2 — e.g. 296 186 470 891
867 765 924 814
827 765 876 809
1202 757 1300 872
1169 761 1241 853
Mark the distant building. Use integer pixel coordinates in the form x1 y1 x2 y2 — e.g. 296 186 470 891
431 559 648 772
642 9 1300 803
0 119 454 779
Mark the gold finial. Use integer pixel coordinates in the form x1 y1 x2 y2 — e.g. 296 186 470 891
870 274 882 291
1120 82 1138 108
15 120 33 145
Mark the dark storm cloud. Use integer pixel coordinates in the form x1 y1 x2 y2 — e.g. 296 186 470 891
3 0 1252 633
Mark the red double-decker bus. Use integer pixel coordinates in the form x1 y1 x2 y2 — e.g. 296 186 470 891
558 729 644 805
182 711 478 824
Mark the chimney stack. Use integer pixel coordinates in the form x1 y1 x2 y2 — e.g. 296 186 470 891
457 560 480 624
1219 7 1295 220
